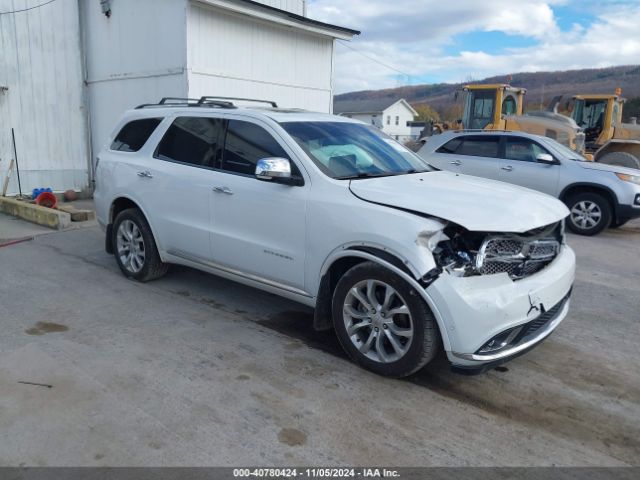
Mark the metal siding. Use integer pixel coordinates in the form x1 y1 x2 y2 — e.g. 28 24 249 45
0 0 89 195
187 3 333 112
81 0 189 160
252 0 305 16
83 0 187 81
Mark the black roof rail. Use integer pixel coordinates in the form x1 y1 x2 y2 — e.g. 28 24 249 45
451 129 515 133
135 96 277 109
197 96 278 108
160 97 200 104
135 97 237 109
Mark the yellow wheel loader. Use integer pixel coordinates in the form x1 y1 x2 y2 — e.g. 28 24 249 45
457 84 586 153
428 84 640 169
568 91 640 169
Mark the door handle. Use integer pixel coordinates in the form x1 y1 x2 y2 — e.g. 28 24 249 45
501 165 513 172
137 171 153 178
213 186 234 195
450 160 462 166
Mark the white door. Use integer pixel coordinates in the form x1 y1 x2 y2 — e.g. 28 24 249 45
126 115 223 261
498 137 560 196
209 119 308 291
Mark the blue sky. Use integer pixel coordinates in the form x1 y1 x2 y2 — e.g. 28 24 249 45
307 0 640 93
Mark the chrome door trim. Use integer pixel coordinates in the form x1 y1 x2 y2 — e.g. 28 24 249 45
167 248 312 298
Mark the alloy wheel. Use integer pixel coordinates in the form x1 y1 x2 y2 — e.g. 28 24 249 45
343 280 414 363
570 200 602 230
116 219 146 273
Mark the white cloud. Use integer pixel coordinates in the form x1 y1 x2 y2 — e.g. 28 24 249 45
307 0 640 93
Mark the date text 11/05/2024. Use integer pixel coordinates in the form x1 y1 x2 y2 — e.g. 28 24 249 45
232 468 401 478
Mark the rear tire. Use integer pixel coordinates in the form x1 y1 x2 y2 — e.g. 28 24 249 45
598 152 640 169
331 261 439 378
112 208 168 282
565 192 612 236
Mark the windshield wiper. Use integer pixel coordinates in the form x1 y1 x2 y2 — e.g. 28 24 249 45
336 172 398 180
336 169 428 180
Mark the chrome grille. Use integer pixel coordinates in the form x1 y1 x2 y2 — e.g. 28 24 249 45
476 236 560 280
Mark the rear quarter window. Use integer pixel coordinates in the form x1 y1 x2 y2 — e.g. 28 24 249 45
111 118 163 152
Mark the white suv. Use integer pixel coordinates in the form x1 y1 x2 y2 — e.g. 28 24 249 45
94 97 576 377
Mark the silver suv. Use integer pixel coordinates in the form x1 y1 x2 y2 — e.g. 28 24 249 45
419 130 640 235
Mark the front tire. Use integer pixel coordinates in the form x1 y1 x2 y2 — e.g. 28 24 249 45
332 261 439 378
112 208 168 282
566 192 612 236
610 218 630 229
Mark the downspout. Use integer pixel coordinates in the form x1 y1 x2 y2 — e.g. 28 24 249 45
184 0 190 96
77 0 94 194
329 38 335 114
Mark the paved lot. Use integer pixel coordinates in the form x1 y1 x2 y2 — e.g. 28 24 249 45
0 216 639 466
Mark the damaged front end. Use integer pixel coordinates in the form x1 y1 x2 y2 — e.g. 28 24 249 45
418 219 575 371
431 221 565 281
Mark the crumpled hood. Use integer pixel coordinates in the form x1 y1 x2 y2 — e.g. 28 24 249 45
576 160 639 176
349 171 569 233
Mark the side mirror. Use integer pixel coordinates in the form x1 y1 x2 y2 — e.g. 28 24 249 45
255 157 303 186
536 153 556 164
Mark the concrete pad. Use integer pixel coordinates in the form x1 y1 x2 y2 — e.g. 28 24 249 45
0 212 53 243
0 196 70 230
57 205 96 222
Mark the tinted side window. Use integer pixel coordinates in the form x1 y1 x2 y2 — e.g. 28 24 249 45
222 120 289 176
457 136 499 158
156 117 223 167
436 138 462 154
506 138 551 162
111 118 162 152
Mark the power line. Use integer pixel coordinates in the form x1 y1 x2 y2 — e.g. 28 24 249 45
0 0 57 15
336 40 413 80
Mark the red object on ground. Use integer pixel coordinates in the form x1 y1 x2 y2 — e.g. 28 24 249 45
0 237 33 248
63 189 78 202
35 191 58 209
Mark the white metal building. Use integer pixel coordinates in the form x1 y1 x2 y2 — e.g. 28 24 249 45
333 98 418 143
0 0 357 196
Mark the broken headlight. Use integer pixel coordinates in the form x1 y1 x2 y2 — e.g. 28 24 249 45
432 221 563 280
432 224 481 277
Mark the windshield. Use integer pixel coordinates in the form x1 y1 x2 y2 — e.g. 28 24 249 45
280 121 432 179
464 89 496 129
573 99 607 129
541 137 586 161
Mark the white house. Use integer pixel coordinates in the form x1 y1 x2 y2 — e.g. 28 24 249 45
0 0 358 196
333 98 418 142
407 121 429 140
